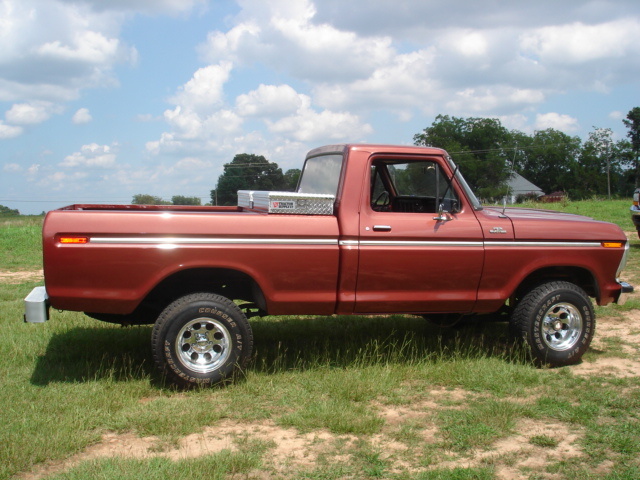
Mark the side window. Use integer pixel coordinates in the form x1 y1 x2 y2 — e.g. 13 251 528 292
371 165 390 211
370 159 459 214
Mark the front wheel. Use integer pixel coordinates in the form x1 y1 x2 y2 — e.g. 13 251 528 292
152 293 253 387
510 281 594 367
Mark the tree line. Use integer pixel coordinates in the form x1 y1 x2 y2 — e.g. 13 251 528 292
414 107 640 201
133 106 640 206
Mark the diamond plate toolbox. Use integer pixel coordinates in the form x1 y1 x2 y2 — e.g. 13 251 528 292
238 190 335 215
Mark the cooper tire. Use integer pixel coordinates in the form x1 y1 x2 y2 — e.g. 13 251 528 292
511 281 594 367
152 293 253 387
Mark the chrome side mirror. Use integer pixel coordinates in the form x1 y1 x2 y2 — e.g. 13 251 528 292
433 204 452 222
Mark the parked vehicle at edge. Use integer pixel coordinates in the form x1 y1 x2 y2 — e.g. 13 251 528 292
631 188 640 238
24 144 633 387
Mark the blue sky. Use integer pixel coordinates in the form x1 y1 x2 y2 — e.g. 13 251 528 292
1 0 639 214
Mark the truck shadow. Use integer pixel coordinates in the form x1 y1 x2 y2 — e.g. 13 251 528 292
30 325 154 386
248 313 522 374
30 314 521 386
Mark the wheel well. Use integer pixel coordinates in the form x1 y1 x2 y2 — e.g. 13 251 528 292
514 267 597 302
88 268 267 325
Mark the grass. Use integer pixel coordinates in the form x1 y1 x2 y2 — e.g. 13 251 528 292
1 200 640 479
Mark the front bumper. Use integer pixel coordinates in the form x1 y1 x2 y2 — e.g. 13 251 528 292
615 281 634 306
630 207 640 229
24 286 49 323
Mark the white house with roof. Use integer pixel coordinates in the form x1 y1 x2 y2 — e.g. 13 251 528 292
505 173 544 203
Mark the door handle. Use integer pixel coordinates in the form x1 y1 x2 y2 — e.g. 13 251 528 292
373 225 392 232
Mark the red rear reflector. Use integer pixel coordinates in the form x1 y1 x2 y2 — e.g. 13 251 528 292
602 242 623 248
60 237 89 244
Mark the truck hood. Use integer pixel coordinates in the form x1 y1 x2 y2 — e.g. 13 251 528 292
483 206 626 242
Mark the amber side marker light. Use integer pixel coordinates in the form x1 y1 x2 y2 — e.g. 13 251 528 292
602 242 624 248
59 237 89 244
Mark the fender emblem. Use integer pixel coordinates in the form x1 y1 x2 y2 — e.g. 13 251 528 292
490 227 507 234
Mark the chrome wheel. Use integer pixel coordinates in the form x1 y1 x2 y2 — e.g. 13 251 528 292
510 281 594 367
175 317 231 373
540 303 583 351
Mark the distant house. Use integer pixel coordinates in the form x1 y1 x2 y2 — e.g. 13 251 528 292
506 173 544 204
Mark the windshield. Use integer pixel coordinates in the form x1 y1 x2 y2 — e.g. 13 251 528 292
297 154 343 195
446 156 482 210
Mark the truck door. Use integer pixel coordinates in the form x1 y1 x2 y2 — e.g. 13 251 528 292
354 155 485 314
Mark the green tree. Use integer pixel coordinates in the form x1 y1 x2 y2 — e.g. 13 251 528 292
132 194 170 205
0 205 20 216
623 107 640 187
573 128 619 199
284 168 301 191
614 139 636 195
213 153 286 206
514 128 581 195
414 115 511 199
172 195 201 206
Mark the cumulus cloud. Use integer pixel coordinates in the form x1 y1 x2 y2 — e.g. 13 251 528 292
3 163 22 172
534 112 580 133
144 0 640 165
0 121 23 139
60 143 117 168
57 0 205 15
170 63 233 113
236 84 304 117
267 107 372 143
520 19 640 65
200 0 394 83
0 0 137 103
72 108 93 124
5 101 62 125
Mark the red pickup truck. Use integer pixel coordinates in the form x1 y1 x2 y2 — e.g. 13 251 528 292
24 144 633 387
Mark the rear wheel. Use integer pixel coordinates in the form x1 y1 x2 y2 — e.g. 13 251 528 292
152 293 253 387
511 281 594 367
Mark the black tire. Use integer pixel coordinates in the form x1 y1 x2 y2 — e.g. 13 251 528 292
510 281 594 367
152 293 253 387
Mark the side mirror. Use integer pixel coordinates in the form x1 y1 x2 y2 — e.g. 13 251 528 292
433 204 452 222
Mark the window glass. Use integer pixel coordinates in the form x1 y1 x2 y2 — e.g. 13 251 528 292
370 159 458 213
297 154 343 195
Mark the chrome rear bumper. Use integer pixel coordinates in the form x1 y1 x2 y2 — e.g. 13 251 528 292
24 286 49 323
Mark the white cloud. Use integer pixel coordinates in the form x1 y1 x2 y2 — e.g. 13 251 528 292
445 86 545 114
36 31 121 64
236 84 304 117
72 108 92 124
57 0 205 15
5 101 61 125
0 0 137 103
313 49 438 113
3 163 22 172
267 104 372 143
451 30 490 57
520 19 640 65
170 63 232 113
609 111 625 121
60 143 117 168
200 0 394 82
0 121 23 139
534 112 579 133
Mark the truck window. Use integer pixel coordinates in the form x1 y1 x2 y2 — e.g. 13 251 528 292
370 159 459 213
297 154 343 195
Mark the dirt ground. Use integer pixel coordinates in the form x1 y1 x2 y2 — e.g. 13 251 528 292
0 269 43 284
7 270 640 480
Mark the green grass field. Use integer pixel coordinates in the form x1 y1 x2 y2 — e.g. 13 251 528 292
1 201 639 480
